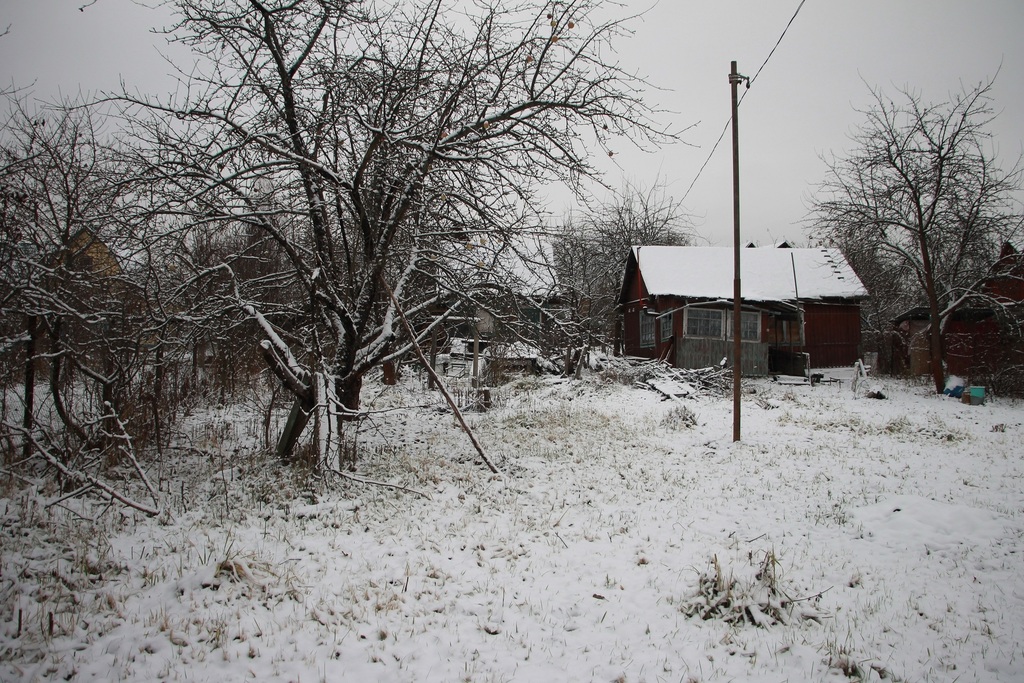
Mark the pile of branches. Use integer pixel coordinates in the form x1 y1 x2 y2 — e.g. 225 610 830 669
634 359 732 397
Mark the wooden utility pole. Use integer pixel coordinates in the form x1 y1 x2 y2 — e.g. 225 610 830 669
729 61 745 442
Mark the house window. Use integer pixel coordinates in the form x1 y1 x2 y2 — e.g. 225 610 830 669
685 308 723 338
659 313 673 342
742 311 760 341
728 311 761 342
639 311 655 347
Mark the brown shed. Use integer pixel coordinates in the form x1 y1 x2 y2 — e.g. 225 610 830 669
893 242 1024 391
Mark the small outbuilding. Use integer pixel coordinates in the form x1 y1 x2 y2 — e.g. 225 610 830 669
618 245 868 375
894 242 1024 393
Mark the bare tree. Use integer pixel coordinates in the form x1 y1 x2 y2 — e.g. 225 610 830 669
810 80 1022 392
0 96 161 514
555 179 693 354
120 0 671 465
824 228 916 373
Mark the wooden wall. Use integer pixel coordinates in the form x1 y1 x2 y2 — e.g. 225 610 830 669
676 337 769 375
802 302 862 368
620 289 863 372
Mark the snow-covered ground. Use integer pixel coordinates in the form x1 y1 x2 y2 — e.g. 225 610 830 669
2 372 1022 682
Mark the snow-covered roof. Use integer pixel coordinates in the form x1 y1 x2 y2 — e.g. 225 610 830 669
629 246 867 302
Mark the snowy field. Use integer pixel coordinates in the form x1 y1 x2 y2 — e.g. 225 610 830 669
2 371 1023 682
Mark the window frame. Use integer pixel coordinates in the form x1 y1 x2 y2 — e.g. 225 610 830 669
727 310 761 342
659 312 673 342
639 310 655 348
684 308 724 339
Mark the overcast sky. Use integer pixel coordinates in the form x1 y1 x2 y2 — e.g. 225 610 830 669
2 0 1023 246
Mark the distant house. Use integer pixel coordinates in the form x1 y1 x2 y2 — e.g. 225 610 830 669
894 242 1024 391
47 227 130 347
58 228 123 279
425 234 566 379
618 245 868 375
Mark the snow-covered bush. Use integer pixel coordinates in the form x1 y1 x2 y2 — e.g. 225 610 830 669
660 402 698 429
681 551 826 628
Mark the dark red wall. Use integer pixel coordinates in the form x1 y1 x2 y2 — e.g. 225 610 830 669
801 303 863 367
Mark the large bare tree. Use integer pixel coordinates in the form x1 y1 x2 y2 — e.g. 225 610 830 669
810 80 1022 393
121 0 670 464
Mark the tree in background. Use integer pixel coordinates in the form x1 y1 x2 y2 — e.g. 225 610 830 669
122 0 671 466
810 80 1022 393
555 179 693 354
0 96 161 514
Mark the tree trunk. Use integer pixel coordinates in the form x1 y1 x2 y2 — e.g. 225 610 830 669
22 315 38 460
48 318 85 444
275 370 364 463
382 361 397 385
102 352 117 462
151 341 165 459
920 236 946 394
471 327 480 388
334 372 364 469
574 344 588 380
334 372 361 411
927 300 945 393
275 397 313 463
428 327 438 390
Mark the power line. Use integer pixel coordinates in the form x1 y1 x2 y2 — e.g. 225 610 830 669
681 0 808 204
746 0 808 92
681 117 731 204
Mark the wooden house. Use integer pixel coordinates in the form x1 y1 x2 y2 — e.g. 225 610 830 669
423 234 566 380
59 228 123 279
618 245 867 375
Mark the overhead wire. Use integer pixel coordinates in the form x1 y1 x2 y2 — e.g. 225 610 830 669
680 0 808 204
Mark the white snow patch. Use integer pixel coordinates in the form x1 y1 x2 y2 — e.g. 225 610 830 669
851 494 1010 552
2 376 1023 682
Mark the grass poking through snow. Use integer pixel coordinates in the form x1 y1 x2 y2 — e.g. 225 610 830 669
2 375 1022 681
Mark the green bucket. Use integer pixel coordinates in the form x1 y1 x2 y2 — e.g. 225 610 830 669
969 386 985 405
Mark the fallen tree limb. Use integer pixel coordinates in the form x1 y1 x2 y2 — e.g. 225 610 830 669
325 467 432 500
379 277 501 475
6 423 162 517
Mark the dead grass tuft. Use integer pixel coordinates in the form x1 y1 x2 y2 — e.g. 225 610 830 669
682 550 827 628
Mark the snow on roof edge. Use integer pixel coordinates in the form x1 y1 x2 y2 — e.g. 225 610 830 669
632 246 867 301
